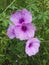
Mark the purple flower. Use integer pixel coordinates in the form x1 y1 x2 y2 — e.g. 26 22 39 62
10 9 32 25
14 23 36 40
7 24 15 39
25 38 40 56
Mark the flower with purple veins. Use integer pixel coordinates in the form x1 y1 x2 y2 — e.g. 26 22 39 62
7 8 40 56
7 24 15 39
14 23 36 40
10 9 32 25
25 38 40 56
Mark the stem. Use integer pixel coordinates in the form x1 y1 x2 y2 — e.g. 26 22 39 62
40 41 49 42
0 0 15 15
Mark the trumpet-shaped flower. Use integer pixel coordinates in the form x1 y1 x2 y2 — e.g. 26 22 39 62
14 23 36 40
10 9 32 25
25 38 40 56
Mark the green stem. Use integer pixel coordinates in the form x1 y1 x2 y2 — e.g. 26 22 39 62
0 0 15 15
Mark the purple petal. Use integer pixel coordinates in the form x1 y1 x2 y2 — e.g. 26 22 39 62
25 38 40 56
14 23 36 40
10 9 32 25
21 9 32 23
7 24 15 39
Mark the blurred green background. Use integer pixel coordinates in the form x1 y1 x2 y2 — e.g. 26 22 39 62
0 0 49 65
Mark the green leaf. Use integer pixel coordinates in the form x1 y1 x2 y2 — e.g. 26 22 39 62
0 54 5 57
2 20 9 27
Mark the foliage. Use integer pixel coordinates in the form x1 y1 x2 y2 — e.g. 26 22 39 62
0 0 49 65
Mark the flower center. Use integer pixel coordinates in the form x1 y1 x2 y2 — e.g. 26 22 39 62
21 25 27 32
19 18 24 24
28 43 32 48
